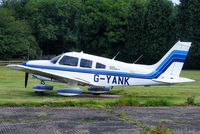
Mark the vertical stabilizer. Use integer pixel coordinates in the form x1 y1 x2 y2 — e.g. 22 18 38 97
151 41 191 79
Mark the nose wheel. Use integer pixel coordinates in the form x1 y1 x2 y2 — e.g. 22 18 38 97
40 80 45 85
57 80 82 96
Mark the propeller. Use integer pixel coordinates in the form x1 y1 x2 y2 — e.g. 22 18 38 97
25 73 29 88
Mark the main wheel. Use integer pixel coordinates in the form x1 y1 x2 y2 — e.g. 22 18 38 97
88 87 110 95
57 88 82 96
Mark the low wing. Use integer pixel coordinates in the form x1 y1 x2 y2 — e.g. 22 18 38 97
7 64 94 86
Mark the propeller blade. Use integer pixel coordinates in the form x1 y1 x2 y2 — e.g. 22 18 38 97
25 73 29 88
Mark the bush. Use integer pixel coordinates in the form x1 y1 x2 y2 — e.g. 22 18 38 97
144 99 172 106
186 96 195 105
114 97 140 106
141 123 171 134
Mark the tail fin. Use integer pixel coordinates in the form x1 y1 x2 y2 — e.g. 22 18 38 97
151 41 191 79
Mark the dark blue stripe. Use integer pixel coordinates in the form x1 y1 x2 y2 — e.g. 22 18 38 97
148 55 186 78
25 50 188 79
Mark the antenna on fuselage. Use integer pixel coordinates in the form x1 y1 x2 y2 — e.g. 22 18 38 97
133 55 143 64
112 51 120 60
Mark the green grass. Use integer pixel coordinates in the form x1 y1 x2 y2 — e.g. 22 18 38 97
0 67 200 106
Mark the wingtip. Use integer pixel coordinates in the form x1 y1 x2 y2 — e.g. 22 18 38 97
6 64 24 70
6 64 16 69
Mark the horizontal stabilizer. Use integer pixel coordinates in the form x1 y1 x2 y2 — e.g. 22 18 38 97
153 77 195 84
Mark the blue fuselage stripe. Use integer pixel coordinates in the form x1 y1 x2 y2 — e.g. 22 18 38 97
26 50 188 79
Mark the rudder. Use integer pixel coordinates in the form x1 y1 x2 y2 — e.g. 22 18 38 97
151 41 191 79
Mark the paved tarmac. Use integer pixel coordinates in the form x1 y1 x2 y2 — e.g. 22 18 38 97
111 107 200 133
0 107 200 134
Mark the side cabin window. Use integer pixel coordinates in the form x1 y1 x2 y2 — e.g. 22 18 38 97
80 59 92 68
96 62 106 69
59 56 78 66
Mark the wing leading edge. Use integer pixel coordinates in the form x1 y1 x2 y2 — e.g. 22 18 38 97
7 64 93 86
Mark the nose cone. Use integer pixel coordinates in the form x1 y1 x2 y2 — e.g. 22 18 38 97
6 64 16 69
6 64 23 70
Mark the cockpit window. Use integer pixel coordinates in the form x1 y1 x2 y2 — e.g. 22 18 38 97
50 54 62 64
80 59 92 68
96 62 106 69
59 56 78 66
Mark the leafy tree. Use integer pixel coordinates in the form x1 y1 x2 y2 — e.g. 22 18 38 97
24 0 82 55
120 0 147 63
3 0 82 55
143 0 176 64
0 7 39 60
78 0 128 58
178 0 200 69
1 0 28 18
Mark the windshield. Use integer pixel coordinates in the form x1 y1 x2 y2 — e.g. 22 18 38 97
50 54 63 64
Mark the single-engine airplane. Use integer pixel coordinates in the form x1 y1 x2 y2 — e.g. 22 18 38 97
7 41 195 96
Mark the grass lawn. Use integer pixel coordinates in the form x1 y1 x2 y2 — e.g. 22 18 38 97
0 66 199 106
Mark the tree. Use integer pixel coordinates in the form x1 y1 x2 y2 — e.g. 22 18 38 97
0 7 39 60
120 0 146 63
178 0 200 69
78 0 129 58
143 0 176 64
24 0 82 55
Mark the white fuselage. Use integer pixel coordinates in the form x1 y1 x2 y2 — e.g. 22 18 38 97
26 52 162 86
